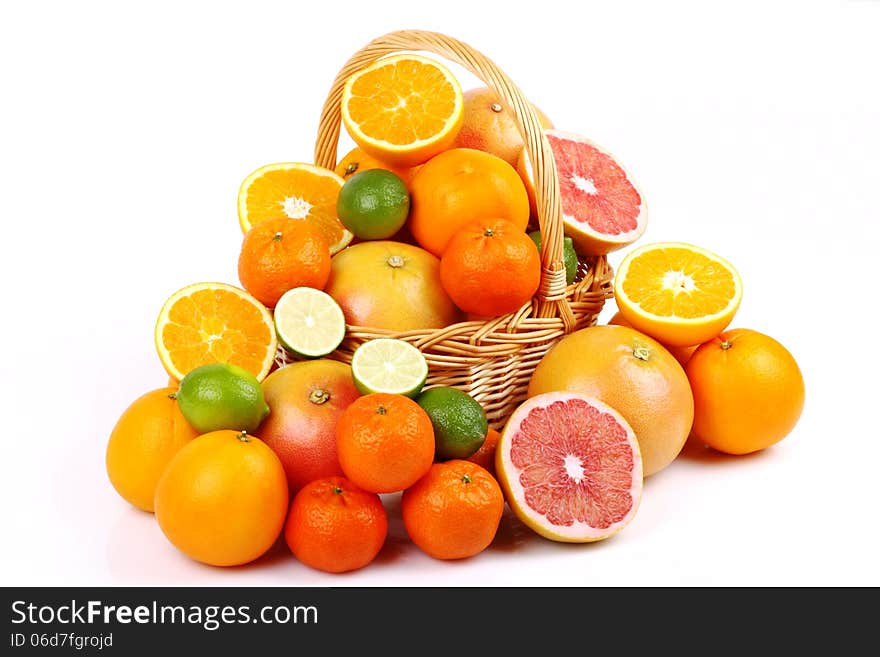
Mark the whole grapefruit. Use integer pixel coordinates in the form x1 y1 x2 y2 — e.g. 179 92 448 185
257 359 361 494
324 240 462 331
527 325 694 477
451 87 554 166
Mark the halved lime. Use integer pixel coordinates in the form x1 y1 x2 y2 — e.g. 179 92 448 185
274 287 346 358
350 338 428 397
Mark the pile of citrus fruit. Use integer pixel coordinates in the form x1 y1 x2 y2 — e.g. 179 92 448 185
105 51 805 572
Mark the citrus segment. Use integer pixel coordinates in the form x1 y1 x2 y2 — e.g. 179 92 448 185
154 282 277 382
341 54 464 167
496 392 642 543
518 130 646 254
350 338 428 397
274 287 346 358
237 162 352 253
614 242 743 346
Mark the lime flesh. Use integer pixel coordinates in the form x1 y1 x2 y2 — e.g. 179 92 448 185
350 338 428 397
274 287 346 358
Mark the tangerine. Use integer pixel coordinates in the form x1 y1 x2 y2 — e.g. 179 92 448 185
285 476 388 574
408 148 529 257
401 460 504 560
336 393 435 494
238 217 331 308
439 218 541 317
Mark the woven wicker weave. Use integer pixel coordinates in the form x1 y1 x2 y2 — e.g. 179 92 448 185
280 29 613 430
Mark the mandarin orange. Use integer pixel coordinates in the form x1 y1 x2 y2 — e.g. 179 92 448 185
285 476 388 574
336 393 435 494
237 217 331 308
402 460 504 560
439 218 541 317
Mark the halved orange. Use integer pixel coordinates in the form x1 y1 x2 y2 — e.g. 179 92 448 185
613 242 743 347
237 162 352 254
341 54 464 167
155 282 277 382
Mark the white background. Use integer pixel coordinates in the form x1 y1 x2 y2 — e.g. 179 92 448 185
2 0 878 587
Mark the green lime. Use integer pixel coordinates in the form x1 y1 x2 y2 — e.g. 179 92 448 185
176 363 270 433
416 386 488 460
336 169 410 240
528 230 579 285
350 338 428 397
274 287 346 358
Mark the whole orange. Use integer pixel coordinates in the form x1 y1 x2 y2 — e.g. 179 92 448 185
257 359 361 495
238 217 331 307
334 146 420 185
465 428 501 478
608 310 698 367
105 386 199 512
452 87 554 166
324 240 462 331
685 328 804 455
285 476 388 574
527 324 694 477
336 393 435 494
401 460 504 560
154 429 289 566
408 148 530 257
440 218 541 317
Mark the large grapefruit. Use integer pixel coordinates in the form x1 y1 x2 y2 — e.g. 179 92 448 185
517 129 646 255
257 359 361 494
495 392 642 543
527 325 694 477
324 240 462 331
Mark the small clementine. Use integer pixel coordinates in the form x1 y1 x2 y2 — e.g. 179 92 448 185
336 393 435 494
440 218 541 317
238 217 331 308
401 460 504 560
285 476 387 574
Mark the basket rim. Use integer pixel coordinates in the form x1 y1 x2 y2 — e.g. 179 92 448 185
314 29 579 329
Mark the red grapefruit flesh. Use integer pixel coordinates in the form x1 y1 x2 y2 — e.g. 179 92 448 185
519 129 646 255
495 392 643 543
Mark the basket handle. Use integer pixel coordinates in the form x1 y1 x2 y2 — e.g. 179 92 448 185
314 29 573 325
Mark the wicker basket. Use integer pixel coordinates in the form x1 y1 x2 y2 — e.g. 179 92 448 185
280 29 613 430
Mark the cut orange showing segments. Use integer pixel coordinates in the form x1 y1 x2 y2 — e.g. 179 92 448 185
155 282 277 382
613 242 743 347
341 54 464 167
237 162 352 254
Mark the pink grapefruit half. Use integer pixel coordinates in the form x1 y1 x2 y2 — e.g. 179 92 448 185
518 129 647 255
495 391 643 543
